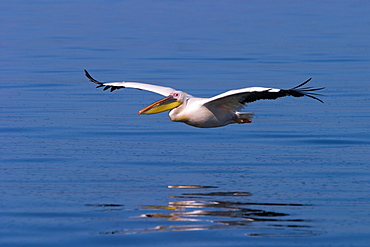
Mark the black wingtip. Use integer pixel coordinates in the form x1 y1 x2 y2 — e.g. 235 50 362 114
84 69 102 84
292 78 312 89
306 94 324 103
84 70 124 92
84 69 91 79
291 78 325 103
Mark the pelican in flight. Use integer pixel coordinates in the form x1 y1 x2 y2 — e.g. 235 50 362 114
85 70 324 128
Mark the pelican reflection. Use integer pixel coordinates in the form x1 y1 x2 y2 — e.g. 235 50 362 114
100 185 316 237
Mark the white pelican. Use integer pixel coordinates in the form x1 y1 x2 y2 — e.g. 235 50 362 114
85 70 324 128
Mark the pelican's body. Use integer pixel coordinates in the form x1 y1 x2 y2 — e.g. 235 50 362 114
85 70 324 128
167 96 251 128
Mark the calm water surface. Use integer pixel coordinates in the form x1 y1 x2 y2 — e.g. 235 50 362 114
1 1 370 246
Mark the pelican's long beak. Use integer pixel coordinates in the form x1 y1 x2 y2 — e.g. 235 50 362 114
138 95 182 115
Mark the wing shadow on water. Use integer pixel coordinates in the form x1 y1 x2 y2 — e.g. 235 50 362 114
100 185 317 237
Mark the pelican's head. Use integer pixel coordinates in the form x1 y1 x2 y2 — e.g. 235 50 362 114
138 91 185 115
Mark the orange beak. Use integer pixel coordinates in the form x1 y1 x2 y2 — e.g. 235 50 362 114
138 95 182 115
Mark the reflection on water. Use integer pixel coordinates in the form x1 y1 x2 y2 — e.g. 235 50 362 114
99 185 317 237
85 204 124 207
84 203 125 212
168 185 218 189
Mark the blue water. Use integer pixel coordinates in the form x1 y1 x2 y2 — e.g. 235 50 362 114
1 1 370 246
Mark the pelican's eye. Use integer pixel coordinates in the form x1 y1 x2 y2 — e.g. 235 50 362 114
172 92 180 97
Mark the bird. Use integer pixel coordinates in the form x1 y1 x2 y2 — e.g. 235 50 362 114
85 70 324 128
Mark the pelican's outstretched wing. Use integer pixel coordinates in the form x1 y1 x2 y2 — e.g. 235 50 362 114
203 78 324 111
85 70 176 96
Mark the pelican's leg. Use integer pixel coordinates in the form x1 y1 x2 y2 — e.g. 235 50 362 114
233 112 254 124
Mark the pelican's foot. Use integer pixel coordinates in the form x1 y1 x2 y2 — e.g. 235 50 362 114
234 112 254 124
234 117 252 124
